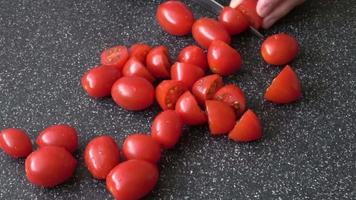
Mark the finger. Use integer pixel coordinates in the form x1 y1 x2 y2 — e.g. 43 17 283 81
256 0 284 17
262 0 305 29
229 0 243 8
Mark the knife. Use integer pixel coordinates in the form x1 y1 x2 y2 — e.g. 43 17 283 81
192 0 264 39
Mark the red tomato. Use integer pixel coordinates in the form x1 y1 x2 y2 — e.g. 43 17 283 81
206 100 236 135
25 146 77 187
100 45 129 70
156 1 195 36
171 62 205 89
214 84 246 117
111 77 155 111
36 124 78 153
106 160 159 200
81 65 121 98
219 7 249 35
151 110 183 149
177 45 208 71
0 128 32 158
235 0 262 29
261 33 299 65
192 18 231 48
130 43 151 64
156 80 187 110
84 135 120 179
228 109 262 142
175 91 207 125
208 40 242 76
265 65 302 103
192 74 224 106
146 46 171 79
123 134 161 163
122 57 155 83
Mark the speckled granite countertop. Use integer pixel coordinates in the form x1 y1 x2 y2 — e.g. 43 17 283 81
0 0 355 199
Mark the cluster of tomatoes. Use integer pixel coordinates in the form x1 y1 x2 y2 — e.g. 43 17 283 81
0 0 303 199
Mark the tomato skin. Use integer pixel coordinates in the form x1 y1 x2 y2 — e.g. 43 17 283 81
156 1 195 36
146 46 171 79
175 91 207 125
192 74 224 106
106 160 159 200
214 84 246 117
228 109 262 142
123 134 161 164
122 57 155 83
156 80 187 110
192 18 231 48
100 45 129 70
261 33 299 65
151 110 183 149
130 43 151 64
177 45 208 71
206 100 236 135
25 146 77 187
0 128 32 158
235 0 262 29
81 65 122 98
219 7 249 35
84 135 120 179
208 40 242 76
36 124 78 153
265 65 302 104
171 62 205 89
111 77 155 111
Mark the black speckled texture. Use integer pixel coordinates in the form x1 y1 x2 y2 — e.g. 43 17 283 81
0 0 355 199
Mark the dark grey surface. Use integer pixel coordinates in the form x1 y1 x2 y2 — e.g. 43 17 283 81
0 0 355 199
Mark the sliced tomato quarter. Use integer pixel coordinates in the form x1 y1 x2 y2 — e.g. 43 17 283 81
146 46 171 79
214 84 246 117
156 80 187 110
175 91 207 125
171 62 205 89
122 57 155 83
192 74 224 106
100 45 129 70
130 43 152 64
206 100 236 135
228 109 262 142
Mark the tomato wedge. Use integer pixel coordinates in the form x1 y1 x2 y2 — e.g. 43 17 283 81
130 43 151 64
146 46 171 79
171 62 205 89
265 65 302 104
122 57 155 83
156 80 187 110
175 91 207 125
206 100 236 135
235 0 262 29
228 109 262 142
214 84 246 117
100 45 129 70
192 74 224 106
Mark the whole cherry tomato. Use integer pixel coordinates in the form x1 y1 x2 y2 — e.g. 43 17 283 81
81 65 121 98
208 40 242 76
84 135 120 179
171 62 205 89
106 160 159 200
214 84 246 117
130 43 151 64
123 134 161 164
25 146 77 187
219 7 249 35
100 45 129 70
111 77 155 111
192 18 231 48
235 0 262 29
151 110 183 149
228 109 262 142
261 33 299 65
122 57 155 83
177 45 208 71
0 128 32 158
146 46 171 79
156 1 195 36
264 65 302 104
175 91 207 125
192 74 224 106
156 80 187 110
205 100 236 135
36 124 78 153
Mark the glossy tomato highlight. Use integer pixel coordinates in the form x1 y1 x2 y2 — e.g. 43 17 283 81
123 134 161 164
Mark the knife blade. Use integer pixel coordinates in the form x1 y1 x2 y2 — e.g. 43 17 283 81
192 0 264 39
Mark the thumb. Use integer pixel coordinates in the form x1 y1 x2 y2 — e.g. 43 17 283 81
229 0 244 8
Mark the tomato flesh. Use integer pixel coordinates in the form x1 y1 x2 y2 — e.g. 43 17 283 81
100 45 129 70
156 80 187 110
192 74 224 106
146 46 171 79
219 7 249 35
0 128 32 158
178 45 208 71
122 57 155 83
171 62 205 89
214 84 246 117
228 109 262 142
265 65 302 103
106 160 159 200
175 91 207 125
235 0 262 29
206 100 236 135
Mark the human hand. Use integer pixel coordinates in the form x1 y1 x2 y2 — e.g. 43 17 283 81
230 0 305 29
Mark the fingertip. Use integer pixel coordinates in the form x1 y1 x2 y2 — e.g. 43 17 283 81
229 0 243 8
